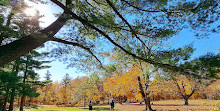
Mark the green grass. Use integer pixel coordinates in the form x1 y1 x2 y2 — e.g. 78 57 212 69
24 105 111 111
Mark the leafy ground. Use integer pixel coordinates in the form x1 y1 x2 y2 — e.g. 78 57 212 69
24 99 220 111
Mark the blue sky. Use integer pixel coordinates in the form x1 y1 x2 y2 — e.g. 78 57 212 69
30 1 220 82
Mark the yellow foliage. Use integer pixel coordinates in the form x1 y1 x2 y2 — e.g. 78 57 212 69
104 67 141 99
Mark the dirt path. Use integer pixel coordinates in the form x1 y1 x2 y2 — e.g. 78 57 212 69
114 100 219 111
115 104 216 111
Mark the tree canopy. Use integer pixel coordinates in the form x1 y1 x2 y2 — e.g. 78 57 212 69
0 0 219 78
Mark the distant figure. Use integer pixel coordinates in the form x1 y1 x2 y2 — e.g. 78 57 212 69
88 101 92 111
110 100 115 110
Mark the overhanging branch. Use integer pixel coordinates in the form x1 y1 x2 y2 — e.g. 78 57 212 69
51 37 104 69
121 0 181 13
0 12 69 66
106 0 149 50
50 0 199 77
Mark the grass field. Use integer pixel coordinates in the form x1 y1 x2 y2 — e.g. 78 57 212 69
24 99 220 111
24 105 111 111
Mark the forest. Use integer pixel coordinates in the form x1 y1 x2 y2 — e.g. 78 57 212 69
0 0 220 111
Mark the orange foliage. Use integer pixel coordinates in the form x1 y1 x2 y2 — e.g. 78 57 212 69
104 67 141 99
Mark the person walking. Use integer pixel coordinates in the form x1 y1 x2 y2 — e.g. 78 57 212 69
88 101 92 111
110 99 115 111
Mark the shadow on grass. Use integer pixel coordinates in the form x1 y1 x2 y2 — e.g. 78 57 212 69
81 107 110 110
127 103 199 106
152 104 199 106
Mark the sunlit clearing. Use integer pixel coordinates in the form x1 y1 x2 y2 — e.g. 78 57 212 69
24 8 37 16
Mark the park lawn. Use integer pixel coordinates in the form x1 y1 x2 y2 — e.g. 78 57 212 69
115 99 220 111
24 99 220 111
24 105 112 111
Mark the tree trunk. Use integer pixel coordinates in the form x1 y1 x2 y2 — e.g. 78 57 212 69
2 91 9 111
20 96 25 111
184 97 189 105
29 98 32 106
20 63 28 111
0 36 3 46
17 96 20 107
43 87 48 105
145 97 153 111
137 76 154 111
9 88 16 111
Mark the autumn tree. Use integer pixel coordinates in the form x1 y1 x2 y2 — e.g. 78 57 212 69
104 67 142 103
38 81 61 105
150 76 180 100
57 73 72 105
176 53 220 105
73 77 89 107
159 52 220 105
0 1 220 110
42 70 52 104
87 73 105 103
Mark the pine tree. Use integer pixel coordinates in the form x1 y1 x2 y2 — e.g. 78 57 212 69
19 51 50 111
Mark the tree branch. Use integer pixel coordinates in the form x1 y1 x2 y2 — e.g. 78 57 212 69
173 79 184 98
187 89 195 98
0 0 74 66
50 0 200 77
51 37 104 69
121 0 181 13
0 12 69 66
106 0 149 50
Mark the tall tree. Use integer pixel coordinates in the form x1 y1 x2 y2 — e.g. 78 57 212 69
0 70 21 111
0 0 219 79
58 73 72 105
42 70 52 104
19 51 49 111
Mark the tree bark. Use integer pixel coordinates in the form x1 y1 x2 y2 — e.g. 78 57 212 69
184 97 189 105
20 96 25 111
2 88 9 111
137 76 154 111
9 65 19 111
8 88 15 111
20 61 28 111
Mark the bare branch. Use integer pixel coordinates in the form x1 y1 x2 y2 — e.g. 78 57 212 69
187 89 195 98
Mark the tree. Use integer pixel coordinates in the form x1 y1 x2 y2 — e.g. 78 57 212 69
0 0 219 79
1 1 219 109
19 51 50 111
58 73 72 105
104 67 141 103
8 60 21 111
73 77 89 107
42 70 52 104
171 75 198 105
158 52 220 105
44 70 52 81
0 71 21 111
